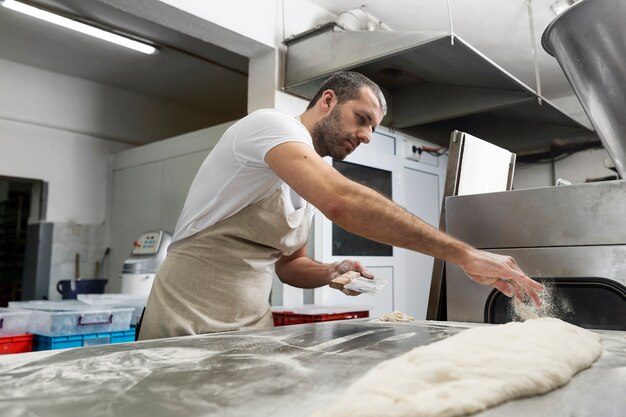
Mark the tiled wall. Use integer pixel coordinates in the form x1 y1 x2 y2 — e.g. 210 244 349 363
48 222 109 300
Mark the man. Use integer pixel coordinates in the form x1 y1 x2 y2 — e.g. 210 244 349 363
138 71 542 340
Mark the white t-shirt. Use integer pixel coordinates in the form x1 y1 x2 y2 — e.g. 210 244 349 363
171 109 314 244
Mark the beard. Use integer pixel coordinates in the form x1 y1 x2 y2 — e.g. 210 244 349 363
311 104 354 160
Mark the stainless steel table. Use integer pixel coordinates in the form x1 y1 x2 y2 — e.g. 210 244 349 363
1 320 624 417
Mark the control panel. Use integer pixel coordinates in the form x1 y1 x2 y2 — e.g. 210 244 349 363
131 231 163 255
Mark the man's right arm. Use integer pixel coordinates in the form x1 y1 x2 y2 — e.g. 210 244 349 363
265 141 543 304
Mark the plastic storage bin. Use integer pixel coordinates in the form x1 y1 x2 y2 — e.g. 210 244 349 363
8 301 133 337
9 300 88 310
33 329 135 350
0 334 33 354
0 308 32 336
77 294 147 325
271 305 370 326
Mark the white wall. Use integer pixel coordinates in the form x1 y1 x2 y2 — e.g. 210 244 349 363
514 147 616 189
0 56 221 224
0 55 230 299
0 59 219 146
108 123 235 292
0 118 129 224
158 0 334 53
159 0 279 50
0 114 130 299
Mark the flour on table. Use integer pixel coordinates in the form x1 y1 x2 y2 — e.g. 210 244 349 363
512 283 574 321
311 318 602 417
379 311 415 322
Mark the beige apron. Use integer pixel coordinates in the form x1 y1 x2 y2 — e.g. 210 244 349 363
138 187 313 340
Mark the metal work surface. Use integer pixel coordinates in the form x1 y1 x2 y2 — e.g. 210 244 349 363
1 320 625 417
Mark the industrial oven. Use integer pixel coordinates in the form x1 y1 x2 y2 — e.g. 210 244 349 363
445 181 626 330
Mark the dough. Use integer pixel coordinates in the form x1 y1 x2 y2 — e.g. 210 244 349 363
379 311 415 322
312 318 602 417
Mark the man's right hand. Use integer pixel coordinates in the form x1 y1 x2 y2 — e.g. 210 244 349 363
460 248 544 306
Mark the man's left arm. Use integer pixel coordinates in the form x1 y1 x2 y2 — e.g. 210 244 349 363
274 246 371 289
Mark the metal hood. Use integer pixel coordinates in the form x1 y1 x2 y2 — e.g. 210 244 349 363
542 0 626 178
284 24 596 154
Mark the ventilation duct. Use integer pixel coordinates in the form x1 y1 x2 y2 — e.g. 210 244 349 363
335 8 392 32
283 22 596 154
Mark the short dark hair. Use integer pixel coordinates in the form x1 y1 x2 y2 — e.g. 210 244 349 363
306 71 387 115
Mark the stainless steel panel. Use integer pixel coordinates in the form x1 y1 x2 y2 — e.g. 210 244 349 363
1 320 624 417
122 231 172 274
446 180 626 248
285 28 448 89
447 246 626 323
284 27 594 153
543 0 626 177
21 222 53 300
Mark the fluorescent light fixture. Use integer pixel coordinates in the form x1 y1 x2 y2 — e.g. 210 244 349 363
1 0 158 55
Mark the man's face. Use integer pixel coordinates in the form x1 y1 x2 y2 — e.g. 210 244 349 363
312 87 384 160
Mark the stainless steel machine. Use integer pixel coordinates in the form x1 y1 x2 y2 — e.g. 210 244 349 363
120 230 171 297
445 181 626 330
445 0 626 331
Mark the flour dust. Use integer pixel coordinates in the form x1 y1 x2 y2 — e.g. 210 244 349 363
510 282 574 322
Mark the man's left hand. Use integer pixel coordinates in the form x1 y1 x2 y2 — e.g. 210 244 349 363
329 259 373 296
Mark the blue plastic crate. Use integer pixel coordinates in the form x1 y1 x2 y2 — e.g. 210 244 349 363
33 329 135 351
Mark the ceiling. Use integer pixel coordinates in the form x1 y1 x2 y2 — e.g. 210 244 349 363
0 0 249 136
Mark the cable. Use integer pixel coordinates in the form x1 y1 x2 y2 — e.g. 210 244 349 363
516 140 603 165
412 146 448 157
446 0 455 45
527 0 543 105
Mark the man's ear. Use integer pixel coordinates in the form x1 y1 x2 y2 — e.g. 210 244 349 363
320 90 336 114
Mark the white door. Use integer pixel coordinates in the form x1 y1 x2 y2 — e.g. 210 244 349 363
313 132 401 318
403 167 440 319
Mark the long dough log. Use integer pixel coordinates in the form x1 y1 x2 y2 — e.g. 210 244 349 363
311 318 602 417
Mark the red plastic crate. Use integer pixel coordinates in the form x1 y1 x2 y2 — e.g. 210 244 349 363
0 334 33 355
272 310 369 326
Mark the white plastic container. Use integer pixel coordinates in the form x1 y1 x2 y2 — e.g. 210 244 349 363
78 294 147 325
120 273 156 298
0 308 32 336
8 301 133 337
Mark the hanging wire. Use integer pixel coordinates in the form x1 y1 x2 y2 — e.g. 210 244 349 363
446 0 455 45
527 0 543 105
281 0 286 41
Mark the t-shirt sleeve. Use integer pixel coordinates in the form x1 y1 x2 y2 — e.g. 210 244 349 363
233 110 313 167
